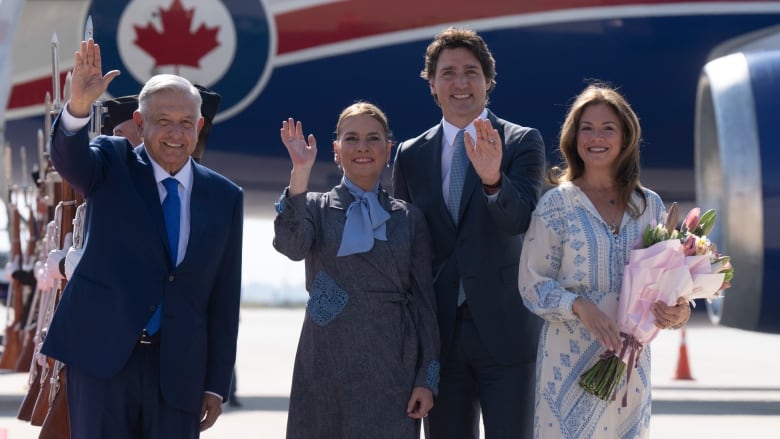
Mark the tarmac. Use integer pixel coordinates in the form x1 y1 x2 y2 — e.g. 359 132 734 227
0 308 779 438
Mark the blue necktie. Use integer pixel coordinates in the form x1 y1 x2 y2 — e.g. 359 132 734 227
447 129 467 223
146 177 180 335
162 177 181 264
447 130 468 305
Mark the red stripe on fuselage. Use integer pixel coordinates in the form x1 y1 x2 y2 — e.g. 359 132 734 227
7 0 771 111
274 0 735 53
8 71 69 109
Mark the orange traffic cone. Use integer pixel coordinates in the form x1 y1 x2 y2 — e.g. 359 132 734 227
674 327 694 380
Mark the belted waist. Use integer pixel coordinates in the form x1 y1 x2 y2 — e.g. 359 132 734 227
361 290 412 304
139 330 161 345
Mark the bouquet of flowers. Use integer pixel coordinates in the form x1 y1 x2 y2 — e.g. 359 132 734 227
579 202 734 404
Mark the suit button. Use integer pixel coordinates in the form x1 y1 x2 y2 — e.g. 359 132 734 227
148 305 156 312
168 274 174 282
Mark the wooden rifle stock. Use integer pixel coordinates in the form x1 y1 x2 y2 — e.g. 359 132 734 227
17 361 42 421
39 360 70 438
31 356 53 425
0 204 25 369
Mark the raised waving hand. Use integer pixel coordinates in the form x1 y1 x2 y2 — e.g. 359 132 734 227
280 118 317 196
464 118 502 187
68 39 121 117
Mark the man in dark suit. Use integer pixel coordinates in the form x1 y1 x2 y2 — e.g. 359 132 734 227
392 27 545 439
41 39 243 438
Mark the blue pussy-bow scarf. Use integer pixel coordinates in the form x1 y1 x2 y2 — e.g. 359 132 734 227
336 177 391 257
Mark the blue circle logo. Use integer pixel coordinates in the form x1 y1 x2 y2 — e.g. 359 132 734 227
88 0 273 122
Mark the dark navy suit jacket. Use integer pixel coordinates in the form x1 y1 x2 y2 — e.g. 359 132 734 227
392 110 544 365
41 116 243 415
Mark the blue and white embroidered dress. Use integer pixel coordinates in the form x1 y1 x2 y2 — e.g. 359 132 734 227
518 182 666 439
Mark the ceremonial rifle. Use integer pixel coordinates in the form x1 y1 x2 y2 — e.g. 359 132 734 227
38 175 75 438
18 91 60 424
29 172 72 426
16 219 56 422
15 202 43 372
0 197 25 369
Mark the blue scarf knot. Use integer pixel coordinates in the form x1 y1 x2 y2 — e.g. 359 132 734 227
336 177 390 257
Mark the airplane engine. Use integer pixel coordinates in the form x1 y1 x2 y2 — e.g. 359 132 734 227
695 49 780 333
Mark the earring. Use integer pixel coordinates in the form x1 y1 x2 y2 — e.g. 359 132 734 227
385 161 391 168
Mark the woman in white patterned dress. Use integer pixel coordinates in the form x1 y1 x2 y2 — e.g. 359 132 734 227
518 83 692 438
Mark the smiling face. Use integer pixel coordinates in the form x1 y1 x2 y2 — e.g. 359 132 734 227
576 103 623 173
134 89 203 174
429 47 491 128
333 113 392 191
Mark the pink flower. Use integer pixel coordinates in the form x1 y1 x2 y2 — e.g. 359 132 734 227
682 235 697 256
683 207 701 232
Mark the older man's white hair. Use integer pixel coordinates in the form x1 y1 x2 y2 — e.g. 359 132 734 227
137 74 202 118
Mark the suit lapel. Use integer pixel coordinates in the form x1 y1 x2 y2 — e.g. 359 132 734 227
418 126 458 229
132 147 171 257
459 150 479 222
186 163 211 266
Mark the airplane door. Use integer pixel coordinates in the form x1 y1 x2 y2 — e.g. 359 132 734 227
695 50 780 333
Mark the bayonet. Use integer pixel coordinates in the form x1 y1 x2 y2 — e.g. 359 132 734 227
84 15 103 139
20 146 27 188
37 129 44 187
50 33 60 111
84 15 93 41
44 92 51 143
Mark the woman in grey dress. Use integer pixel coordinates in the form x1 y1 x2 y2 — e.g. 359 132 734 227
273 102 440 438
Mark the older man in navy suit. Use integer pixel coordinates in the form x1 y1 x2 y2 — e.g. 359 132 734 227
392 27 545 439
41 39 243 438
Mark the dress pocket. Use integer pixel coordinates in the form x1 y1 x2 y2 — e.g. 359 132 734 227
307 271 349 326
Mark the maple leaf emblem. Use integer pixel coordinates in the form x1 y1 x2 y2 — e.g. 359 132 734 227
134 0 220 69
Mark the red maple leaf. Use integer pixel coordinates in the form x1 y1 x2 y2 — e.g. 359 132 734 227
134 0 220 68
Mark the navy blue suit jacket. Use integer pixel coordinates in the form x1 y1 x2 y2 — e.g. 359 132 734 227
41 116 243 415
392 110 544 364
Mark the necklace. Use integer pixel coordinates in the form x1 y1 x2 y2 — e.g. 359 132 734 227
576 182 622 234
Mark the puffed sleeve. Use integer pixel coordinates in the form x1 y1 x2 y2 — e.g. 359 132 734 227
272 190 317 261
518 189 579 322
